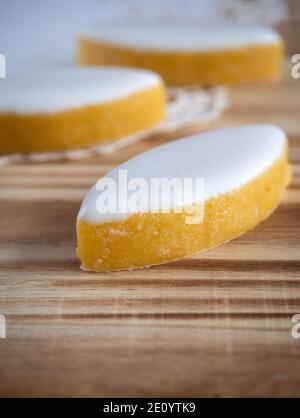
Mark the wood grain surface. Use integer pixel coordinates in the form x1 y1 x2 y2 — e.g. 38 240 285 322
0 18 300 397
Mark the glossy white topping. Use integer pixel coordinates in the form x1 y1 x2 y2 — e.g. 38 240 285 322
83 21 282 52
0 67 162 114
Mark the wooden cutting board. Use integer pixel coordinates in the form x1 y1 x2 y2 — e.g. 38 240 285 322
0 62 300 397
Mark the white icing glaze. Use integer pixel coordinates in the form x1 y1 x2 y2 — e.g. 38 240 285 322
82 21 281 52
0 67 162 114
78 125 286 224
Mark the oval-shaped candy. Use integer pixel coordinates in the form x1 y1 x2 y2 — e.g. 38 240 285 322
78 21 283 86
0 67 165 154
77 125 291 272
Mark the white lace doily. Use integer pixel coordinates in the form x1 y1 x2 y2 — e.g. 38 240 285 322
0 86 228 166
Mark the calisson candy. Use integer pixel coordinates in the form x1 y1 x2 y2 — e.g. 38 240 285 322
77 125 291 272
0 68 166 154
78 21 283 86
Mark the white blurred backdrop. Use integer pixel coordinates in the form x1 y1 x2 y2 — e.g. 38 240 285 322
0 0 288 74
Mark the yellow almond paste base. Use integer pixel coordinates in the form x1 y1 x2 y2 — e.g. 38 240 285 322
78 39 283 86
77 145 291 272
0 85 165 155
